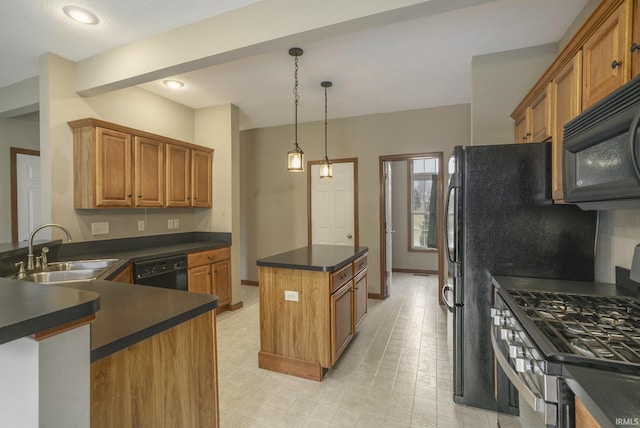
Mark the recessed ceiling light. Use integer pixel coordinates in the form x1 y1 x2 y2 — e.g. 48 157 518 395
63 6 99 25
163 80 185 89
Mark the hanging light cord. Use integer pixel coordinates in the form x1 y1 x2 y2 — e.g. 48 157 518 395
324 85 328 158
293 55 299 146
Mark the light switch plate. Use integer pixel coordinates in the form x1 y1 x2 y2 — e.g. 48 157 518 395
91 222 109 235
137 220 145 232
174 218 180 229
284 290 299 302
168 219 174 229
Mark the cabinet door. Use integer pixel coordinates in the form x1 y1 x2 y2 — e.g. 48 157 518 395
353 269 368 329
582 0 632 109
514 110 531 143
192 149 212 208
166 144 191 207
331 282 354 364
188 265 212 294
551 52 583 203
212 259 231 307
95 127 132 207
530 85 551 142
134 136 164 207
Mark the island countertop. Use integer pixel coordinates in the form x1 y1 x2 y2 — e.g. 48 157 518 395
56 280 218 362
256 245 368 272
0 277 100 345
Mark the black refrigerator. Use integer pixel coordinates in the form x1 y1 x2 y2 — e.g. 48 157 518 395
442 142 596 414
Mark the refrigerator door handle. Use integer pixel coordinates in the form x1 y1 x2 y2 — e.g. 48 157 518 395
442 284 455 312
444 183 456 265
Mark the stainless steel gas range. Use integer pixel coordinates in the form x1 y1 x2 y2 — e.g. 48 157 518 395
491 275 640 428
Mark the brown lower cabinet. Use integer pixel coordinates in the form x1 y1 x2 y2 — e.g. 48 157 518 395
90 311 219 427
187 246 231 310
259 252 368 381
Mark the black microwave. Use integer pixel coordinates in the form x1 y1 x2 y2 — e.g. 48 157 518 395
563 74 640 210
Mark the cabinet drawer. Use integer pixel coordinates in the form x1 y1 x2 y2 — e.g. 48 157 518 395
331 263 353 294
353 254 367 274
188 246 230 268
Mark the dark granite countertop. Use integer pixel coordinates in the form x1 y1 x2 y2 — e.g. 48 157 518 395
564 365 640 428
0 232 226 360
0 277 100 345
256 245 368 272
492 275 635 298
56 280 218 362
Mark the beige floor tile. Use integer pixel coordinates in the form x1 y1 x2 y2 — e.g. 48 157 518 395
217 274 497 427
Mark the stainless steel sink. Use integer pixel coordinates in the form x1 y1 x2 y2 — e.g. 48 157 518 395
11 258 120 284
46 258 119 271
17 269 102 284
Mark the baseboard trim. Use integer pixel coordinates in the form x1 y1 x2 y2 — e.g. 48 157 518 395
392 268 438 275
241 280 259 286
368 293 385 300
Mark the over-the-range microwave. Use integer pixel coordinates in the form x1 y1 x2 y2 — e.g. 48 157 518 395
563 74 640 210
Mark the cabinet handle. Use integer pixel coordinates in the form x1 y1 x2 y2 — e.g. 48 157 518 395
611 60 622 69
631 43 639 53
127 194 132 198
138 195 142 198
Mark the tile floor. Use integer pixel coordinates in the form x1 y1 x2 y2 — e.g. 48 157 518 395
216 273 500 427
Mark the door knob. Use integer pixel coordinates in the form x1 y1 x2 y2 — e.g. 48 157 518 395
347 234 353 239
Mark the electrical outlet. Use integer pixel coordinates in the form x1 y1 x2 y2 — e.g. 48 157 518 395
138 220 145 232
173 218 180 229
284 290 299 302
167 219 174 230
91 222 109 235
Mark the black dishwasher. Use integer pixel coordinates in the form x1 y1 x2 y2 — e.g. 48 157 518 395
133 255 188 291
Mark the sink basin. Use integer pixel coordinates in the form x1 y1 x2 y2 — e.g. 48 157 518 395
16 269 102 284
46 258 119 271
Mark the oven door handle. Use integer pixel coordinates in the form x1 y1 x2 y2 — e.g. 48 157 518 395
490 327 546 413
629 108 640 183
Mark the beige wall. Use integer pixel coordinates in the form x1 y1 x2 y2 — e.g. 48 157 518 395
471 43 558 146
241 103 470 294
38 53 216 242
0 114 40 242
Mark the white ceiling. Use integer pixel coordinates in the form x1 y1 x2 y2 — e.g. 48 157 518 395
1 0 589 130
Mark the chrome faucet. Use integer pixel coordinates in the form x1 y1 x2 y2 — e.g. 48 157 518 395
27 223 72 271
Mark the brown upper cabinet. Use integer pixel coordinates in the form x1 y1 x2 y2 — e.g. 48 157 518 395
69 118 213 209
512 0 637 203
582 0 632 109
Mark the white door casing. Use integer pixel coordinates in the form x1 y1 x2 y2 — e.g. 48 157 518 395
310 162 355 246
16 154 41 242
384 161 393 297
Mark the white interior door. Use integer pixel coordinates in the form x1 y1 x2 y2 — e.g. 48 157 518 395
311 162 355 245
384 161 393 296
16 154 41 242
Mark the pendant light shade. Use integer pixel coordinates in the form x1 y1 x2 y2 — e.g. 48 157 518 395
287 48 305 172
320 81 333 179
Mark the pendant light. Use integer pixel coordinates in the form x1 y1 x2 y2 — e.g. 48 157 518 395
287 47 305 172
319 81 333 179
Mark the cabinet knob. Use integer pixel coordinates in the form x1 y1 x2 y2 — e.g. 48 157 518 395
138 195 142 198
631 43 639 53
127 194 132 198
611 60 622 69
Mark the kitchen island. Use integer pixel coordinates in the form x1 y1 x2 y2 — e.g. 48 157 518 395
257 245 368 381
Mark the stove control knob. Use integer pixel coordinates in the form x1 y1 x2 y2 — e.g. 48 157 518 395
500 328 515 341
509 344 524 358
515 357 533 373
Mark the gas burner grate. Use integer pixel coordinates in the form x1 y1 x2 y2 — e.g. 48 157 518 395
509 290 640 365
